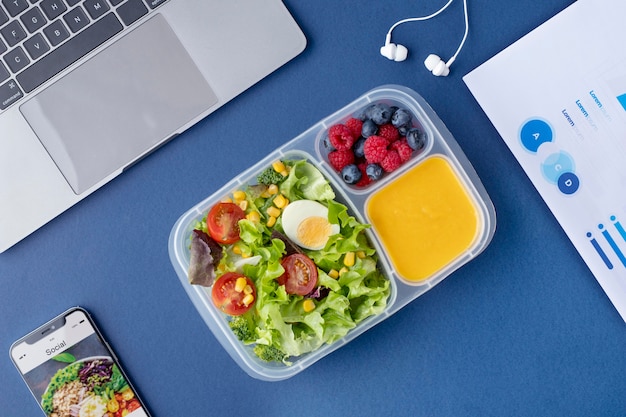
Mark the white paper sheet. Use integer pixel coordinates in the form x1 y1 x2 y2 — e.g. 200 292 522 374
464 0 626 321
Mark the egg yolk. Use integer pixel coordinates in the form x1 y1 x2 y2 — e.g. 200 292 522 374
297 216 332 249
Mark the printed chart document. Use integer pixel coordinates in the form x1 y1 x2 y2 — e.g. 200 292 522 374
464 0 626 321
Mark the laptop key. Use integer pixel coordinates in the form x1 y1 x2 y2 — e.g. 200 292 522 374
40 0 68 20
116 0 147 26
17 12 123 93
21 6 47 33
24 33 50 60
64 6 90 33
43 19 70 46
0 6 8 26
0 78 23 110
1 20 28 47
0 62 9 83
4 46 30 73
2 0 29 17
145 0 168 9
84 0 110 20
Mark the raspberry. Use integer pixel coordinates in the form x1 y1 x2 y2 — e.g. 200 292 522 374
377 124 399 142
380 149 402 172
363 136 389 164
391 139 413 162
344 118 363 139
328 124 355 151
328 149 355 172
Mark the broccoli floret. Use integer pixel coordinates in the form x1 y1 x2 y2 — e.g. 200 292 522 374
228 315 255 342
253 344 289 363
256 167 285 186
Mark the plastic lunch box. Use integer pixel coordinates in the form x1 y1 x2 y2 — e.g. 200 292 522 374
168 84 497 381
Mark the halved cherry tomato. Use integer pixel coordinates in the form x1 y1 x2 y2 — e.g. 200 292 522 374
126 399 141 412
207 202 245 244
211 272 257 315
278 253 318 296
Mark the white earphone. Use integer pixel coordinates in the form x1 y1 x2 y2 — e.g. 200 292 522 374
379 0 469 77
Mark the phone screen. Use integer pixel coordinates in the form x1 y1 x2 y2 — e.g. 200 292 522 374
10 307 150 417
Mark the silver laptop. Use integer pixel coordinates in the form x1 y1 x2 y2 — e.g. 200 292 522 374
0 0 306 252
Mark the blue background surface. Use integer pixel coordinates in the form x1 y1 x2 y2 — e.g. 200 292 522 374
3 1 626 416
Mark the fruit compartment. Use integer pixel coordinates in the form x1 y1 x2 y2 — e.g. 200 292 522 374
168 84 496 382
313 89 434 194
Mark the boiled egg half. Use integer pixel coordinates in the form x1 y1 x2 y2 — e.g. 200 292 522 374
281 200 340 250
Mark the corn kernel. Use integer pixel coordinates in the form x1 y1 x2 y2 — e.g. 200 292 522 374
273 194 288 208
268 184 279 195
238 200 248 211
233 190 246 201
243 285 253 294
221 197 233 203
272 161 286 173
267 206 281 218
339 266 349 276
267 216 277 228
235 277 247 292
232 245 242 255
328 269 339 279
302 299 316 312
279 169 289 177
356 251 367 259
242 294 254 306
246 211 261 223
343 252 355 267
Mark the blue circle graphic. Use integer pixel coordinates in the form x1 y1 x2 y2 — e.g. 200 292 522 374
557 172 580 195
541 151 575 184
520 119 553 153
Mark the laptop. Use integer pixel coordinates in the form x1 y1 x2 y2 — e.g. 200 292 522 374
0 0 306 253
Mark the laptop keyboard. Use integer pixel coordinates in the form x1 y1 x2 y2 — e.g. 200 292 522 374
0 0 168 111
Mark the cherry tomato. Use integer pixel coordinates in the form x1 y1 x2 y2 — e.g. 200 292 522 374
207 202 245 244
211 272 257 315
126 399 141 412
107 398 120 413
121 388 135 401
278 254 318 296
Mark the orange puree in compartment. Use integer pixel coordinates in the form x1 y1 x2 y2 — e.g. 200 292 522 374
366 155 479 282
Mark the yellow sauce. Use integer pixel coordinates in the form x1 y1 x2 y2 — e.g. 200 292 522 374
366 155 480 282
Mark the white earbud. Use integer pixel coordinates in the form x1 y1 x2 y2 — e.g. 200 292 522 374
379 0 468 77
380 40 409 62
424 54 451 77
380 33 408 61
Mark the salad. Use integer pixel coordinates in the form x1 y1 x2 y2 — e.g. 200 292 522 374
187 159 390 364
41 356 141 417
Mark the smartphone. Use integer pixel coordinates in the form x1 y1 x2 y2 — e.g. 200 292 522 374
10 307 151 417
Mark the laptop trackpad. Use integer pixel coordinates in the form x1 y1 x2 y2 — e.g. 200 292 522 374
20 14 218 195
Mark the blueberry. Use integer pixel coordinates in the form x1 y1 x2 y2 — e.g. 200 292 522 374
341 164 362 184
366 163 384 181
406 128 426 151
391 108 412 128
353 137 366 159
322 133 335 151
358 104 376 121
370 103 392 125
398 123 411 136
361 119 378 138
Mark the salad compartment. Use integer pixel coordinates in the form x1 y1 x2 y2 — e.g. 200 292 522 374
168 85 496 381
